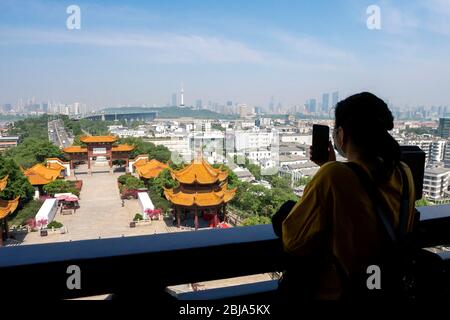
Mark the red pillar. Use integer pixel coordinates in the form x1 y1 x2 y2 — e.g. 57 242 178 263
87 151 92 175
109 151 113 174
194 207 199 231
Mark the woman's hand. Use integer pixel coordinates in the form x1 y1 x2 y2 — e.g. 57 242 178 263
309 141 336 167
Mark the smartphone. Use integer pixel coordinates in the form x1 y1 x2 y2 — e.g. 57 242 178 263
312 124 330 162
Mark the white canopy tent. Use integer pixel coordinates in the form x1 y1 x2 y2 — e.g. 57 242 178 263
35 199 58 228
137 192 154 220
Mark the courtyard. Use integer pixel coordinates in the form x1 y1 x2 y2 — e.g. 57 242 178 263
22 168 184 245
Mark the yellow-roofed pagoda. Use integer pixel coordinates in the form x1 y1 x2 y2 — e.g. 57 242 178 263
63 135 134 175
0 175 20 247
164 158 236 230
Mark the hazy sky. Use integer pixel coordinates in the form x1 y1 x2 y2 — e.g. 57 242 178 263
1 0 449 108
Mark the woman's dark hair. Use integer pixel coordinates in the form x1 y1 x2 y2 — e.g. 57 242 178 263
335 92 400 183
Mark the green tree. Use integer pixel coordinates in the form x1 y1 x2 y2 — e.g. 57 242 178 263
72 135 86 146
267 175 291 189
294 176 313 187
245 163 261 181
118 174 145 190
149 144 171 162
242 215 271 226
148 169 178 195
4 137 64 167
6 115 49 140
0 157 34 203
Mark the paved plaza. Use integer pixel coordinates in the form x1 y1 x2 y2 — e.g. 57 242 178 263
22 169 183 245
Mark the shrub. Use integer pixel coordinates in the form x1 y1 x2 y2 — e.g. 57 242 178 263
118 174 132 185
133 213 143 221
47 220 63 229
118 174 145 191
8 200 43 226
43 180 79 196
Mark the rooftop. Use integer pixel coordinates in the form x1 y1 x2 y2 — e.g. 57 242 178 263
0 136 19 141
171 158 229 185
63 146 88 153
164 183 236 207
80 136 118 143
22 163 63 186
0 197 19 220
0 175 19 220
279 155 309 163
134 159 169 179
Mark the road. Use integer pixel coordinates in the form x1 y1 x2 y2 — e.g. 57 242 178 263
48 119 72 148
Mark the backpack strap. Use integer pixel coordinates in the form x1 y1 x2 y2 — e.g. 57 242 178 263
344 162 396 243
343 162 410 244
398 163 410 238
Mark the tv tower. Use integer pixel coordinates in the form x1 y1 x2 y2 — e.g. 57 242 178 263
180 82 185 107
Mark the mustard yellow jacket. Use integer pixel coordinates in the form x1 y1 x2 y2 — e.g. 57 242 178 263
282 160 416 299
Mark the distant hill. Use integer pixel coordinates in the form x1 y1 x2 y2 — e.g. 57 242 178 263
100 106 238 120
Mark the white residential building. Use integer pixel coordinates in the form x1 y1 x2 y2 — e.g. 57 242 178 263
279 143 307 157
444 141 450 168
280 134 312 145
234 129 273 152
232 166 255 182
245 149 272 163
429 140 446 164
423 167 450 201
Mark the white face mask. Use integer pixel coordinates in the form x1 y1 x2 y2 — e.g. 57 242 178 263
333 127 346 158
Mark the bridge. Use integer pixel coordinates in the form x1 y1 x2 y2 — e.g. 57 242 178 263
72 111 158 122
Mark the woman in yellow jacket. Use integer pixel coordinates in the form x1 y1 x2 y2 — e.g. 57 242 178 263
279 92 416 300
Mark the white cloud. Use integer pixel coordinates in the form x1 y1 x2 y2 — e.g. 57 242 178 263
0 28 265 64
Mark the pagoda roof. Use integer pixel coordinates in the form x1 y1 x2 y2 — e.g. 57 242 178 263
0 197 19 220
63 146 88 153
0 175 8 192
171 158 228 184
164 183 236 207
23 163 63 186
134 159 169 179
63 144 134 153
80 136 117 143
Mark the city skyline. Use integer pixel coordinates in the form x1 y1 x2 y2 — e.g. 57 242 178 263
1 1 450 108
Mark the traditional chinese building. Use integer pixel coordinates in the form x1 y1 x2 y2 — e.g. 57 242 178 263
132 155 169 179
0 175 20 247
164 158 236 230
63 136 134 174
22 161 66 199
